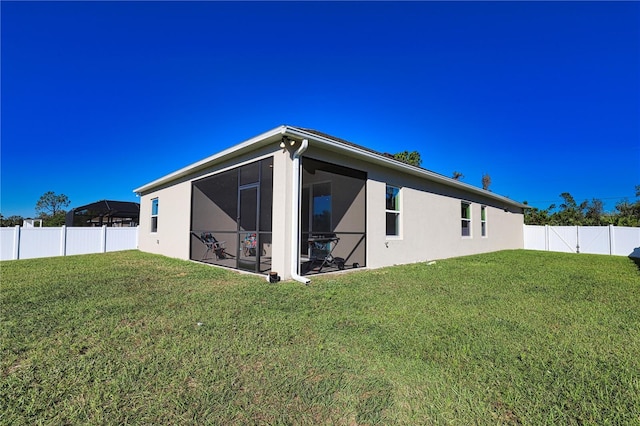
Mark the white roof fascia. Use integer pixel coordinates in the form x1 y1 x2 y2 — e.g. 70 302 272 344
134 124 524 209
133 126 286 194
283 126 525 209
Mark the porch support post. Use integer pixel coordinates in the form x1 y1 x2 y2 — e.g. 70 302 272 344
270 151 289 280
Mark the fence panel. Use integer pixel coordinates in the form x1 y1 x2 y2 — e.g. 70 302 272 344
0 227 18 261
579 227 611 255
106 227 138 252
523 225 546 251
66 227 104 255
613 226 640 257
524 225 640 258
548 226 578 253
19 227 63 259
0 226 139 260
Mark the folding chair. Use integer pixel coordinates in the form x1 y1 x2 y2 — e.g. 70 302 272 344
193 232 234 260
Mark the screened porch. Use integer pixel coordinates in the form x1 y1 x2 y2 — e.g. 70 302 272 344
190 157 273 274
300 158 366 276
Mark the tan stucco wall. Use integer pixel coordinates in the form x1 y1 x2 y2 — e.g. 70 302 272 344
270 148 292 278
138 181 192 259
302 146 524 271
369 169 524 267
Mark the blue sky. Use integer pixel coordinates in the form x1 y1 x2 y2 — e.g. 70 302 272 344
2 1 639 218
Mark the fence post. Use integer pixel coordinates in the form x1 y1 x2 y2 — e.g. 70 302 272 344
13 225 20 260
609 225 616 255
576 226 580 254
609 224 615 256
101 225 107 253
544 225 549 252
60 226 67 256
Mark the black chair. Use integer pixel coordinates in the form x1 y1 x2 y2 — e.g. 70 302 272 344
193 232 234 260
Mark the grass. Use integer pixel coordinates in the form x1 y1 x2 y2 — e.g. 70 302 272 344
1 250 639 425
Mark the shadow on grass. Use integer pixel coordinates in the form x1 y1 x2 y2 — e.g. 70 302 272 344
629 247 640 272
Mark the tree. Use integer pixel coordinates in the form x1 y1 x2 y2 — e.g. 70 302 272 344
523 186 640 227
452 171 464 180
35 191 70 217
614 187 640 226
550 192 586 225
35 191 70 227
583 198 606 226
0 214 25 227
481 173 491 191
392 151 422 167
43 212 67 227
523 204 555 225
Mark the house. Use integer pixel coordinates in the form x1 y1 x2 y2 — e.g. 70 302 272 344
133 125 525 283
65 200 140 227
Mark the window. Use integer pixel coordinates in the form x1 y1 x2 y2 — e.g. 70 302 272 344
461 201 471 237
312 182 332 232
151 198 158 233
481 206 487 237
386 185 401 236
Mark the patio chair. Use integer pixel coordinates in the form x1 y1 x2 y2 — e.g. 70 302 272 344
193 232 234 260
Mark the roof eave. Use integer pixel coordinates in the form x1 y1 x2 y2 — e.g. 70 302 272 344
283 126 526 209
133 124 525 209
133 125 286 194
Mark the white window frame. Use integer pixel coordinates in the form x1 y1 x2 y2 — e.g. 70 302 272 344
386 184 401 238
151 198 159 233
461 201 472 238
481 205 487 237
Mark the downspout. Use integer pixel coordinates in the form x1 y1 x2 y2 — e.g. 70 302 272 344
290 138 311 284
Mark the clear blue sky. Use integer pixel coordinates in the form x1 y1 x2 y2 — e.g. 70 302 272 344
2 1 639 218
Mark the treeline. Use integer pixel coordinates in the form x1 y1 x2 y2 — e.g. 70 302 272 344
0 212 66 227
524 187 640 227
0 191 70 227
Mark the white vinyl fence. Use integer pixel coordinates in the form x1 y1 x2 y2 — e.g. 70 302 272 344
524 225 640 258
0 226 139 261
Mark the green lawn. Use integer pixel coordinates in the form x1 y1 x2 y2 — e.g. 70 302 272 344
1 250 639 425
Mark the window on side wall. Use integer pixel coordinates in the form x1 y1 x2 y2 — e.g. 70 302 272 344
151 198 159 233
481 205 487 237
461 201 471 237
386 185 401 237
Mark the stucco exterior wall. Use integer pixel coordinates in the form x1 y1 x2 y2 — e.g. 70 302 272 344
368 166 524 267
138 181 192 259
302 146 524 271
270 148 292 279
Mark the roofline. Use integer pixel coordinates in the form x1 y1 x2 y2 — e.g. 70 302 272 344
283 126 526 209
133 126 286 194
70 199 140 211
133 124 525 209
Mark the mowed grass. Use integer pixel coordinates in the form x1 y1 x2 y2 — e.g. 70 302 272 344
1 250 639 425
